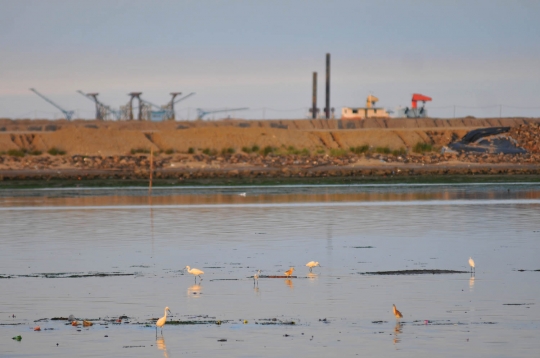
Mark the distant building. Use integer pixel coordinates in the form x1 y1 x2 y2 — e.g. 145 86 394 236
341 95 390 120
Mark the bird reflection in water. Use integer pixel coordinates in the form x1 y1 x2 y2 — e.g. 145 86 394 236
284 279 294 289
469 276 475 291
393 322 403 346
188 284 202 298
307 272 319 280
156 337 169 358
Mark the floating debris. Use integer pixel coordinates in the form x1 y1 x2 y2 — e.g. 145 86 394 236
12 335 22 341
217 339 227 342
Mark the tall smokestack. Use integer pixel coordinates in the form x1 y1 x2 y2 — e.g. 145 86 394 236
312 72 317 119
325 53 330 119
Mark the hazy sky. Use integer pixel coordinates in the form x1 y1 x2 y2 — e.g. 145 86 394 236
1 0 539 119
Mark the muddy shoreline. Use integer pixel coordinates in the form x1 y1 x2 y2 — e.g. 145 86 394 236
1 163 539 188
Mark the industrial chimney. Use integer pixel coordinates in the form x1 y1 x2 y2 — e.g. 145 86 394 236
312 72 317 119
325 53 330 119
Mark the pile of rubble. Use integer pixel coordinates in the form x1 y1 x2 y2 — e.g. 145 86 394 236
509 123 540 153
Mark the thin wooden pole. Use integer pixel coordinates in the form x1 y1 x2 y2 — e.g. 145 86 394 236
149 147 153 194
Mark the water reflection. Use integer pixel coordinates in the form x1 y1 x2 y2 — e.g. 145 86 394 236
284 279 294 290
187 284 202 298
156 337 169 358
469 276 475 291
393 322 403 346
307 273 319 280
2 184 540 208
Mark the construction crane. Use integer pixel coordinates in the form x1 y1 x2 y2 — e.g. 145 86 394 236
29 88 75 120
196 107 249 120
165 92 195 120
140 92 195 121
404 93 432 118
77 90 121 120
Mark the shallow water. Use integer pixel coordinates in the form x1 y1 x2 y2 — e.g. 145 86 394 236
1 184 540 357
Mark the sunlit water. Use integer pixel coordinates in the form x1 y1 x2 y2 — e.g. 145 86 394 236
1 184 540 357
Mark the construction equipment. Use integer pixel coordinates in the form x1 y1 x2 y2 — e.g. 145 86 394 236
29 88 75 120
119 93 149 121
158 92 196 120
403 93 432 118
77 90 121 120
365 94 379 108
141 92 196 121
165 92 195 120
196 107 249 120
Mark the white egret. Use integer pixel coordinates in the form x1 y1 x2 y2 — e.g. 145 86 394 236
469 257 475 274
305 261 321 272
156 306 172 336
253 270 261 286
392 304 403 320
185 266 204 282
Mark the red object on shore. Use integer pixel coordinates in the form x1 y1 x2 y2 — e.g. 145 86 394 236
411 94 432 108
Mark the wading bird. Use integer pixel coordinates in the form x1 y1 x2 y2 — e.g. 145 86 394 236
469 257 475 274
392 304 403 320
185 266 204 282
253 270 261 286
305 261 321 272
284 267 295 277
156 306 172 336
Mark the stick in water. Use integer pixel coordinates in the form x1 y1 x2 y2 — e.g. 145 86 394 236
149 147 153 194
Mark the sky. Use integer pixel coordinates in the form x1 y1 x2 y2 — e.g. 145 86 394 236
1 0 539 120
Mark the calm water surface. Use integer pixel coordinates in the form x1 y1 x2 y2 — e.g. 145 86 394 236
1 184 539 357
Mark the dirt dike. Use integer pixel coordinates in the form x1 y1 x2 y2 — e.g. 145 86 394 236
1 117 538 156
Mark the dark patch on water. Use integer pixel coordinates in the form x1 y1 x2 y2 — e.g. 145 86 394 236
412 320 466 326
371 321 388 324
165 320 229 325
503 303 534 306
361 269 468 275
352 246 374 249
516 269 540 272
258 318 296 325
210 278 239 281
4 272 135 279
